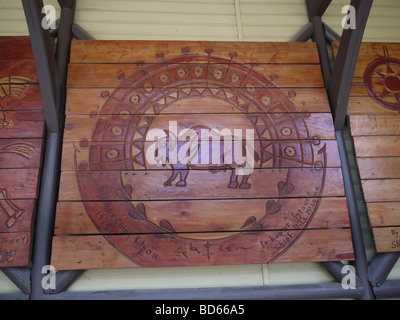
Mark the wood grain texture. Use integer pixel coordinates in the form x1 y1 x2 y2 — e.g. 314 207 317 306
53 41 352 268
60 139 341 171
335 41 400 254
0 37 44 267
353 136 400 158
54 197 350 235
0 111 44 138
0 139 43 169
0 232 31 267
59 167 345 201
67 63 324 89
51 229 353 270
350 115 400 136
65 88 331 115
0 169 40 200
63 113 336 142
357 157 400 180
0 37 34 59
362 179 400 203
367 202 400 227
70 40 320 64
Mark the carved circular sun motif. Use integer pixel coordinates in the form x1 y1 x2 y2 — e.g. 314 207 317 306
75 48 327 267
364 46 400 111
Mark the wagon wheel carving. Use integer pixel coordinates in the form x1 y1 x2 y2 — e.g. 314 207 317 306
364 46 400 112
75 48 327 267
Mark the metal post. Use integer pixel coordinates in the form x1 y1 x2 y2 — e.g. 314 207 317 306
336 131 374 300
22 0 76 299
329 0 374 131
290 22 314 42
21 0 60 134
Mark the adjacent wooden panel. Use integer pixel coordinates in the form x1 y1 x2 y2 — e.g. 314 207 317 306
0 37 34 59
0 60 38 83
362 179 400 203
368 202 400 227
350 115 400 136
353 136 400 158
0 169 40 200
0 232 31 267
341 42 400 254
0 111 44 138
0 37 44 267
0 139 43 169
357 157 400 180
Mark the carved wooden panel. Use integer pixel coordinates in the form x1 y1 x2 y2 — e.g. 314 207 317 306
51 41 353 270
0 37 44 267
334 42 400 253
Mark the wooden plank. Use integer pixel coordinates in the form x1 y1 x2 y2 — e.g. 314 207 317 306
357 157 400 180
362 179 400 203
0 232 31 267
0 169 40 200
353 136 400 158
0 36 34 59
0 85 43 111
367 202 400 227
51 229 353 270
70 41 320 64
350 115 400 136
61 139 341 171
58 167 345 201
54 197 350 235
63 113 336 142
0 139 43 169
0 199 35 233
0 111 44 138
0 59 38 83
67 64 324 89
65 87 331 115
372 227 400 253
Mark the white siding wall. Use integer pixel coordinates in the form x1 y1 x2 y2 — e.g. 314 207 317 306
1 0 400 295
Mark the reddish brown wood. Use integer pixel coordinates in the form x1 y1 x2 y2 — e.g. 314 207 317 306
52 41 353 269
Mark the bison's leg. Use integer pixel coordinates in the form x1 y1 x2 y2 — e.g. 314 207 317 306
176 169 188 187
164 165 179 186
228 169 239 189
239 174 251 189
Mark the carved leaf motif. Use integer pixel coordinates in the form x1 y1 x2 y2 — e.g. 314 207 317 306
159 219 176 233
240 216 256 229
128 203 146 220
278 181 294 196
266 200 282 217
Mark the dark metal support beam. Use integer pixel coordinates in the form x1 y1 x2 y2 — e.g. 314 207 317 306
22 0 60 133
22 0 76 300
290 22 314 42
72 23 96 40
336 131 374 300
40 282 365 300
323 22 341 43
369 253 400 288
329 0 374 131
1 268 31 295
373 280 400 299
312 16 332 89
306 0 332 20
